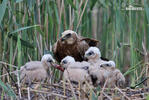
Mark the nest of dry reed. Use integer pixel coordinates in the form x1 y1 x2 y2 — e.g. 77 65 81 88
9 81 149 100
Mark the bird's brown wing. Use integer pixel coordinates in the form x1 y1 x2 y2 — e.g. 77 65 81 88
52 40 62 62
53 37 98 62
52 40 58 55
52 39 72 62
77 40 89 60
100 57 109 61
80 37 99 46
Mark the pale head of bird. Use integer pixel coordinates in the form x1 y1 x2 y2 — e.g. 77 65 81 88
85 47 101 61
60 56 75 69
108 61 115 67
100 61 116 68
61 30 78 45
41 54 55 69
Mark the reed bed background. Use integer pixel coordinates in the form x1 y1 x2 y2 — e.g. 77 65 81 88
0 0 149 99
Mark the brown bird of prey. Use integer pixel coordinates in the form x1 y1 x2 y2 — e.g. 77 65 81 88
19 54 55 85
52 30 99 62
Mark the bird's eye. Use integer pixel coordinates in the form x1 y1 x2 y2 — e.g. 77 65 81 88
47 59 53 63
88 51 94 56
62 60 67 64
82 66 89 70
66 33 71 37
106 64 109 66
68 33 71 35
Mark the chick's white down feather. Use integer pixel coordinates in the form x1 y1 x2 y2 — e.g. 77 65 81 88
85 47 115 68
99 60 116 68
85 47 125 87
85 47 101 58
64 68 90 84
60 56 75 68
19 54 54 84
89 66 125 87
61 56 92 84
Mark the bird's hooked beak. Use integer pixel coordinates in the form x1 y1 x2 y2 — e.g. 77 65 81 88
83 56 88 61
47 58 64 72
62 60 67 64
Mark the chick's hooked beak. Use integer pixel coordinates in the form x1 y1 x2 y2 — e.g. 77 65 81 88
52 63 64 72
62 60 67 64
47 58 64 72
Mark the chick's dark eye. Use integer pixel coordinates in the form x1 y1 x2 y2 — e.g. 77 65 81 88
62 60 67 64
47 59 53 62
88 51 94 56
106 64 109 66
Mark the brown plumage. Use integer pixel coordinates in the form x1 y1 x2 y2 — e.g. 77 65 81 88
53 30 99 62
19 54 55 85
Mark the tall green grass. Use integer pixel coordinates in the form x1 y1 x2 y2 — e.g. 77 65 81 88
0 0 149 98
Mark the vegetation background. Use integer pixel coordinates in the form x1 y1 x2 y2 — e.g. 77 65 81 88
0 0 149 99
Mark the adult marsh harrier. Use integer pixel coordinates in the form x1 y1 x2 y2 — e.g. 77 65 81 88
52 30 99 62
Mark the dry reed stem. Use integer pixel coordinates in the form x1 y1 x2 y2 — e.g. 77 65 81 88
69 5 72 28
63 78 66 96
17 67 22 99
36 0 42 57
27 54 32 61
78 81 81 100
57 0 64 39
78 0 85 16
6 64 10 83
115 87 131 100
36 38 42 56
0 61 18 68
21 87 68 99
0 71 17 77
27 87 31 100
39 94 47 100
100 78 108 98
67 79 78 100
142 41 149 86
76 0 88 31
69 0 84 30
102 92 112 100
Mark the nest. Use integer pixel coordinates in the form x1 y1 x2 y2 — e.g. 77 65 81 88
10 81 149 100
